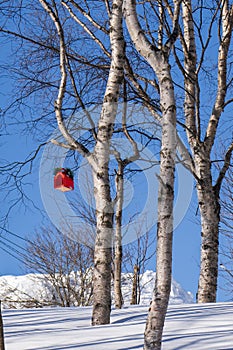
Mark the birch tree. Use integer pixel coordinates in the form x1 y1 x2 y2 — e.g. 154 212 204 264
122 0 233 311
0 0 157 319
176 0 233 303
124 0 180 348
91 0 125 324
37 0 125 325
142 0 233 304
219 166 233 297
112 94 141 309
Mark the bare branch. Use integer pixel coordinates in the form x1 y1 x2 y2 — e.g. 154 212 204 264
63 0 109 35
214 141 233 194
122 82 140 165
65 55 97 139
39 0 91 158
182 0 198 144
164 0 181 53
205 1 233 152
61 0 110 58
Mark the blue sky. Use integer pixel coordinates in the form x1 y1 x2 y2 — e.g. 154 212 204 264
0 126 227 302
0 80 229 305
0 19 231 304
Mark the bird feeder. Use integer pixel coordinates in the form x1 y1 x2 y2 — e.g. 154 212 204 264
54 168 74 192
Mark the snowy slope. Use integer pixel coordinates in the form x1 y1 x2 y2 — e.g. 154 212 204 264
3 302 233 349
0 270 194 309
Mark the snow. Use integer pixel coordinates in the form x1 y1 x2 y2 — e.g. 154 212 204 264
3 303 233 349
1 272 233 349
0 270 194 309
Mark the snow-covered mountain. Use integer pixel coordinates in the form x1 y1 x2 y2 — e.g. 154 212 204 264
0 270 193 309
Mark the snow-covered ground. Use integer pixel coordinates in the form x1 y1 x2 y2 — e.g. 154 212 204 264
1 271 233 349
3 302 233 349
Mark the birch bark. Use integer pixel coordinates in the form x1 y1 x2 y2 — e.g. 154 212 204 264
124 0 180 348
181 0 233 302
91 0 125 325
39 0 125 325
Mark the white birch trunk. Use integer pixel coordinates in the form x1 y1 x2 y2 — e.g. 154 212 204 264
196 0 233 302
40 0 125 324
124 0 179 347
130 264 139 305
91 139 113 324
195 156 220 302
143 60 176 350
182 0 233 303
91 0 125 325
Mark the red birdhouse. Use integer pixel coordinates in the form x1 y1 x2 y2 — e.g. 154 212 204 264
54 168 74 192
